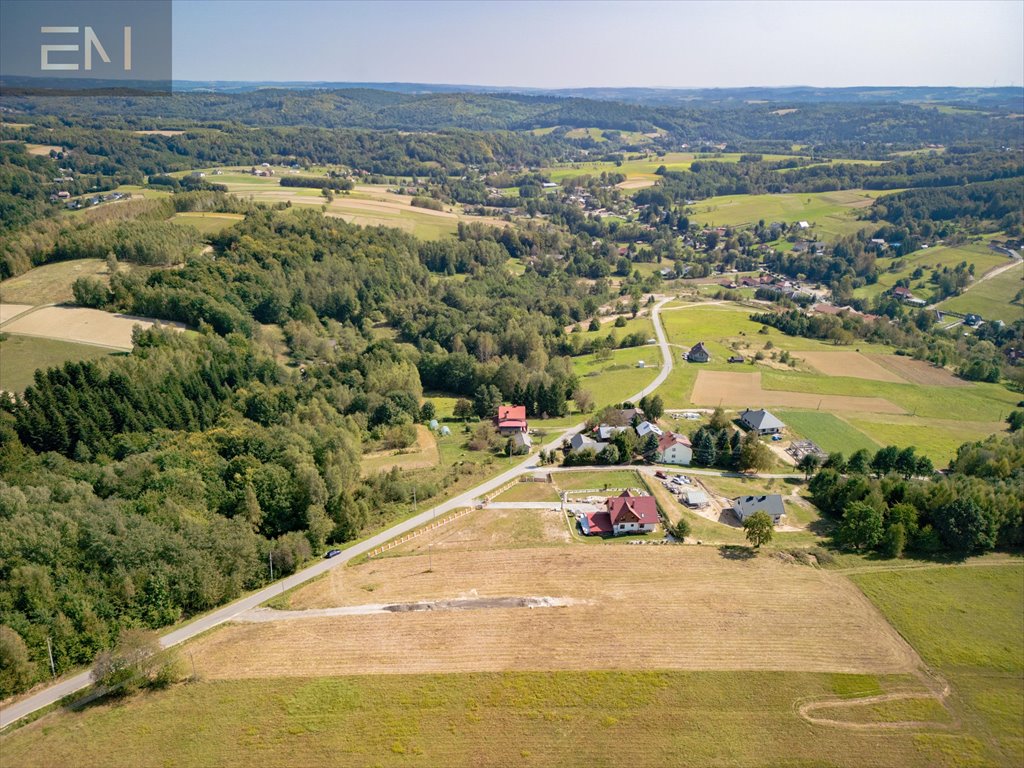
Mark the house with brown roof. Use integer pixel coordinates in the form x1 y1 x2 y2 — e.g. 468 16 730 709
580 491 659 536
496 405 528 435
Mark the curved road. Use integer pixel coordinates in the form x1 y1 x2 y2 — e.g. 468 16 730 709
2 297 678 728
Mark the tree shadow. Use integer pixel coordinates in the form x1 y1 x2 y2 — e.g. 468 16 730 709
718 544 756 560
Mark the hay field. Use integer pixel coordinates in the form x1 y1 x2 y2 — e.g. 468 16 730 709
0 258 109 305
169 212 245 235
867 354 971 387
798 350 907 383
2 306 186 350
691 370 903 413
387 507 571 557
189 546 921 680
360 425 440 475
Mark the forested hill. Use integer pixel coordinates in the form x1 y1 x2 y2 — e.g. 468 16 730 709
159 82 1024 112
3 88 1023 147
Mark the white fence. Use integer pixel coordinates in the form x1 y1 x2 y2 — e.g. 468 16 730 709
367 507 474 558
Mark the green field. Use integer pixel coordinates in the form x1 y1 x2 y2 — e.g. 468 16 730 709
856 241 1011 302
571 316 655 345
169 212 245 236
686 189 888 240
761 369 1019 423
775 409 881 455
938 262 1024 323
853 562 1024 767
0 334 118 393
571 345 660 409
1 669 968 768
555 469 642 490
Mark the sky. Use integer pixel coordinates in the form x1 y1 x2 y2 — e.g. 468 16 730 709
173 0 1024 88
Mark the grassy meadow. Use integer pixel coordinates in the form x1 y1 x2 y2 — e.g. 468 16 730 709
853 562 1024 767
856 241 1011 302
938 261 1024 323
0 335 118 393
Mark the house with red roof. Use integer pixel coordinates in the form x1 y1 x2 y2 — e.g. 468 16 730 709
580 491 659 536
496 404 528 435
655 432 692 465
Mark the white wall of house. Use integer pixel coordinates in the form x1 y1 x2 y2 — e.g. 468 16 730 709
658 444 692 465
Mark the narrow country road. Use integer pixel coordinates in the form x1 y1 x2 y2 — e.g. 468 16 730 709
1 297 677 728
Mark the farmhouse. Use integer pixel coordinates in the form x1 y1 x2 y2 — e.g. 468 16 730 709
609 407 644 425
732 494 786 525
739 408 785 435
687 342 712 363
496 405 528 435
580 491 659 536
655 432 692 465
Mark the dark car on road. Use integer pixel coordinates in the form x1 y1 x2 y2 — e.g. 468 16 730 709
324 549 342 559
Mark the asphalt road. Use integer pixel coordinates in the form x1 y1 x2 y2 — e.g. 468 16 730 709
0 297 675 729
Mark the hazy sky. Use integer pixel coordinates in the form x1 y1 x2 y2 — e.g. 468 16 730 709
173 0 1024 88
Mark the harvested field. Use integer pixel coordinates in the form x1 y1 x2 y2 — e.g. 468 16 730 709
189 547 922 679
0 303 34 325
1 306 186 350
0 335 117 393
386 507 571 558
798 351 907 383
616 179 656 189
24 143 61 156
868 354 971 387
360 425 439 475
691 370 903 414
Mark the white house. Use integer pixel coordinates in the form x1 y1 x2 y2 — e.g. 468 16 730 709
655 433 692 465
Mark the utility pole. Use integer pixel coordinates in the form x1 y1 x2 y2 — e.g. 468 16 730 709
188 650 197 680
413 487 417 513
46 637 56 678
269 551 274 582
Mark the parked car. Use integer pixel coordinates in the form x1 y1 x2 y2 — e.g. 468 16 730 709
655 471 667 479
324 549 342 559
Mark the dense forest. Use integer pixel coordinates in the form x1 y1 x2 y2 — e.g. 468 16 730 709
5 89 1023 147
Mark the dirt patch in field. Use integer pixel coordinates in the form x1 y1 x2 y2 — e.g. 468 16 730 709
691 371 903 414
189 547 922 679
616 179 656 189
867 355 970 387
0 304 35 325
360 425 439 475
1 306 185 350
798 351 907 384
